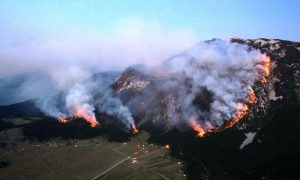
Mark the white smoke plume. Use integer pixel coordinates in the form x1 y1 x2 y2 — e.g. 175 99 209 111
38 96 67 120
10 38 268 134
97 89 135 130
36 82 99 126
153 39 267 130
65 83 98 126
36 70 135 130
39 39 266 133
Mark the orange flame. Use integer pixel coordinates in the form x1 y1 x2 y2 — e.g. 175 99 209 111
132 128 138 134
164 144 171 149
57 107 99 128
190 118 206 138
206 89 256 134
261 55 271 83
219 54 269 131
224 104 249 129
248 89 257 104
58 118 70 124
263 56 271 76
191 56 270 138
131 124 139 134
74 107 99 128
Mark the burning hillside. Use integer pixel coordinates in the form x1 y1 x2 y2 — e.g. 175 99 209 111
32 39 273 138
113 39 271 136
0 38 299 179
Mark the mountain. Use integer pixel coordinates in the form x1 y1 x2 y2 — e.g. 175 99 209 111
111 38 300 179
0 38 299 179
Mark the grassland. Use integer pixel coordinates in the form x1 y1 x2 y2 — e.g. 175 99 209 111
0 126 186 180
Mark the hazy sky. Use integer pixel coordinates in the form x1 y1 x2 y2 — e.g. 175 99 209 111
0 0 299 77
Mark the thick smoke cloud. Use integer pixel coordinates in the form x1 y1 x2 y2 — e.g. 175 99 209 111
36 70 135 130
65 83 98 126
153 39 266 129
1 19 267 133
36 39 267 132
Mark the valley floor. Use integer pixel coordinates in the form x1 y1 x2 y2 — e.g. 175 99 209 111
0 120 185 180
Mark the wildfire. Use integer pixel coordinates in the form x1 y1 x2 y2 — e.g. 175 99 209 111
218 56 270 131
73 107 99 128
193 88 257 137
261 55 271 83
58 118 70 124
164 144 171 149
190 118 206 138
263 55 271 76
57 107 99 128
219 89 254 131
248 89 257 104
224 104 249 129
131 124 139 135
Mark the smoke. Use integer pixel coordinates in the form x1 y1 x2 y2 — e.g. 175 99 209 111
0 18 196 105
64 83 98 126
98 89 135 129
109 39 268 132
153 39 267 130
38 96 66 120
50 66 92 90
36 70 135 130
0 72 59 106
1 29 268 133
37 39 267 132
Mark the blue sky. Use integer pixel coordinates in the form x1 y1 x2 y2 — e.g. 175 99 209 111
1 0 299 40
0 0 300 77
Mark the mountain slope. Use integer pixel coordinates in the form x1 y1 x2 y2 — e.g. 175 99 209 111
111 38 300 179
0 38 299 179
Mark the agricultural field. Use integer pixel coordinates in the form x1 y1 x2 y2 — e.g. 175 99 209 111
0 119 185 180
